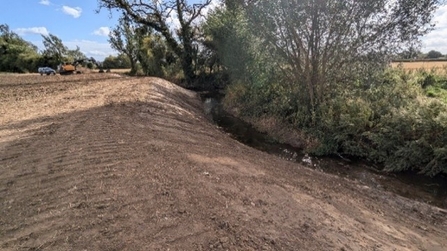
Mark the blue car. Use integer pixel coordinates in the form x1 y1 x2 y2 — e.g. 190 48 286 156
38 67 56 75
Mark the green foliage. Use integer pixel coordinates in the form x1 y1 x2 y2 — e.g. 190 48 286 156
427 50 443 59
203 7 254 82
211 0 446 176
41 33 85 65
0 24 41 73
239 0 440 121
103 54 131 69
99 0 214 85
225 65 447 176
109 17 139 74
310 70 447 176
204 6 282 93
137 33 172 77
416 72 447 103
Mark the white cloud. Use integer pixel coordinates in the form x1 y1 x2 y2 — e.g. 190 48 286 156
15 27 49 36
62 6 82 18
65 40 116 61
421 5 447 54
202 0 221 17
39 0 50 5
93 27 110 37
32 39 115 61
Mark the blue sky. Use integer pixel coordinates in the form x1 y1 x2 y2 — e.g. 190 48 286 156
1 1 120 61
1 1 446 61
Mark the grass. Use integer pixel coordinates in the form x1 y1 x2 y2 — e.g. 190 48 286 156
392 62 447 104
109 68 131 74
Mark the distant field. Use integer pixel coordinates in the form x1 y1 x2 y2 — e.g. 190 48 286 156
109 68 131 73
391 61 447 70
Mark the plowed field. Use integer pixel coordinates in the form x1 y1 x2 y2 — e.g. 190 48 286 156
1 73 446 250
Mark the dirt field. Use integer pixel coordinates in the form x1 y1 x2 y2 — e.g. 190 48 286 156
391 61 447 71
1 73 446 250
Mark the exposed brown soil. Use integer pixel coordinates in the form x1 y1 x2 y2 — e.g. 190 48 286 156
1 73 446 251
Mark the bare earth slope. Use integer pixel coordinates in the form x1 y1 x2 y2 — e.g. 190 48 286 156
1 74 446 251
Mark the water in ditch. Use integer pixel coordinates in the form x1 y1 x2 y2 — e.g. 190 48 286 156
202 95 447 209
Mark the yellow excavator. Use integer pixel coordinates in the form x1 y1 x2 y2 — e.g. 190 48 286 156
58 59 84 75
58 57 104 75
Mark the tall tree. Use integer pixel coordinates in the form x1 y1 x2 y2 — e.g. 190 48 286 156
242 0 442 120
41 34 85 64
108 16 139 74
137 31 170 77
67 46 87 61
98 0 214 84
41 34 69 63
203 7 255 81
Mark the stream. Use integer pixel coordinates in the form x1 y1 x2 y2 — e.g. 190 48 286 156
202 95 447 209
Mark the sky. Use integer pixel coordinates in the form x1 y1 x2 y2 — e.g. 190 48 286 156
1 1 119 61
0 1 447 61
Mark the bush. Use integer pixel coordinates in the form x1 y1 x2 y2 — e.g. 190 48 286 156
309 69 447 176
225 67 447 176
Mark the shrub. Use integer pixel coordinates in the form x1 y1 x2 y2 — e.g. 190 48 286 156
308 69 447 176
225 67 447 176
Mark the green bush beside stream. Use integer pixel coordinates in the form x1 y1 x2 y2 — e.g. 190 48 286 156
224 68 447 176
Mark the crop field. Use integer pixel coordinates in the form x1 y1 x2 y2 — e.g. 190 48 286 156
391 61 447 71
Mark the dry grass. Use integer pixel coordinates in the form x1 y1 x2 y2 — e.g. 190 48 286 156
109 68 131 73
391 61 447 72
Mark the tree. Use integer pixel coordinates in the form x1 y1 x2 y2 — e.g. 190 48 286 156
203 7 255 81
103 54 131 69
0 24 40 72
41 34 68 63
427 50 443 59
136 27 172 77
241 0 442 122
397 47 423 60
98 0 214 84
41 34 85 65
108 17 139 74
67 46 87 61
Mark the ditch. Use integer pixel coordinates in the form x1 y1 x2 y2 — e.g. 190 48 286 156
201 94 447 209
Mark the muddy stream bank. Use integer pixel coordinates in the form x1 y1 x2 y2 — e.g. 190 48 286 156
201 94 447 209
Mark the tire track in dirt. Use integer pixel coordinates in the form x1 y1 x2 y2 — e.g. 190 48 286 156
0 78 142 249
1 106 145 249
0 84 213 250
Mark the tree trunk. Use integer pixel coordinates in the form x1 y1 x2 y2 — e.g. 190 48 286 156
182 43 195 85
129 57 137 75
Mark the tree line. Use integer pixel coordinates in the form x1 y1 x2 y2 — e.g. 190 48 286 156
396 48 446 60
0 23 133 73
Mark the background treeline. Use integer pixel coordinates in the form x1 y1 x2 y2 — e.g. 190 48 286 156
1 24 44 73
1 23 134 73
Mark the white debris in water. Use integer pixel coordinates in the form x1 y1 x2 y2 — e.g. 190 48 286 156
302 154 312 165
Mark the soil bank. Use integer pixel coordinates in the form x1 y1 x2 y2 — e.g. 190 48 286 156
1 74 446 250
